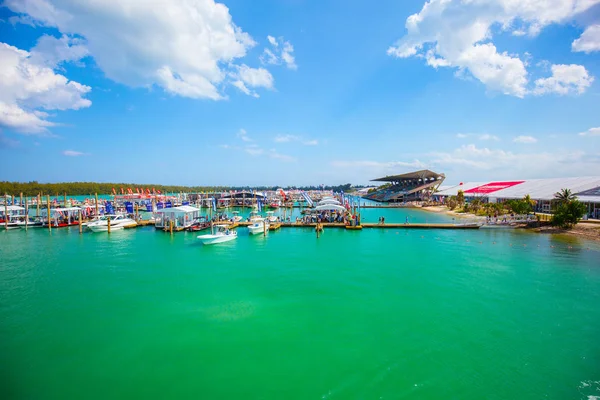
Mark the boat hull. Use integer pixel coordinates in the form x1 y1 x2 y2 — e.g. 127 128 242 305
88 221 137 232
197 233 237 245
248 225 269 235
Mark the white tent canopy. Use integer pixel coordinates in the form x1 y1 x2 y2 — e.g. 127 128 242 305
317 199 341 206
436 177 600 201
314 204 347 212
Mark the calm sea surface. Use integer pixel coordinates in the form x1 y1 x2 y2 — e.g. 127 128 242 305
1 207 599 399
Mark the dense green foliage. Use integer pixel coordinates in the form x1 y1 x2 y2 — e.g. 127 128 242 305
552 189 586 229
506 198 533 215
0 181 360 197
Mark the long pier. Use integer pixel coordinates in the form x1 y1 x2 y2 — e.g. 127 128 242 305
232 222 481 229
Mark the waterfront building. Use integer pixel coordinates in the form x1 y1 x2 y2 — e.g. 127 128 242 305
364 170 446 203
434 177 600 218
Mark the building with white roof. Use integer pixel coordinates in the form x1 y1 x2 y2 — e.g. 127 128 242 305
434 176 600 218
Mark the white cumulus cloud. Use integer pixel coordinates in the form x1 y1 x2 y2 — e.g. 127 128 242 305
533 64 594 95
0 42 91 134
572 25 600 53
5 0 267 100
387 0 598 97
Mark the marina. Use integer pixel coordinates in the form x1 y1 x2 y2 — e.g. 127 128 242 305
2 0 599 396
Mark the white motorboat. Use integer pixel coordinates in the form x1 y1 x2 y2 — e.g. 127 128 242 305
1 205 27 230
87 215 137 232
265 211 278 223
197 224 238 245
247 218 269 235
1 221 20 230
16 217 44 228
231 211 243 223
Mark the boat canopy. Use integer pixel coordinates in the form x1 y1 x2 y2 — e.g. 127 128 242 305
314 204 347 212
155 205 200 213
317 199 341 206
1 205 26 211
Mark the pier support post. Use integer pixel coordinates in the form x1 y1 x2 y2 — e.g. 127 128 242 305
95 193 99 218
78 210 82 234
170 220 174 235
25 199 28 231
263 220 266 237
4 194 8 231
37 193 40 218
64 192 67 207
107 216 111 234
20 192 23 207
47 195 51 231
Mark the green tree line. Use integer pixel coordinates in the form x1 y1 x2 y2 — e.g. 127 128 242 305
0 181 360 197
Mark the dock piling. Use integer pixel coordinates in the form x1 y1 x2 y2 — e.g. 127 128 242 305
107 216 111 234
4 194 8 231
78 210 82 234
47 195 51 231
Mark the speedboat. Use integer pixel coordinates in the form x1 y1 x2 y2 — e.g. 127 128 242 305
187 216 211 232
197 224 237 245
87 215 137 232
231 211 243 223
265 211 278 223
247 218 269 235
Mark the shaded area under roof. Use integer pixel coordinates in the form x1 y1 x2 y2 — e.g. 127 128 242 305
371 169 444 182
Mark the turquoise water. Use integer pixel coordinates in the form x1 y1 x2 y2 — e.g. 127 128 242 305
1 208 599 399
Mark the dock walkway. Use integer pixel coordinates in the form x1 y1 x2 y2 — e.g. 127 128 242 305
233 222 480 229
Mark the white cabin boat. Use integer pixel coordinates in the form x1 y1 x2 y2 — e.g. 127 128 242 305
87 215 137 232
1 205 27 229
248 218 269 235
154 205 201 230
197 224 238 245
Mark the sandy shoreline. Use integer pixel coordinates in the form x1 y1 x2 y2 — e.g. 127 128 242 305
421 206 600 243
421 205 486 220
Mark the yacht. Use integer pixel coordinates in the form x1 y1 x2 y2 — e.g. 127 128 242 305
197 224 238 245
87 215 137 232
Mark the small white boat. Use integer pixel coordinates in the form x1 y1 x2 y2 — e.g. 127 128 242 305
1 221 20 230
16 218 44 228
197 224 238 245
265 211 278 223
87 215 137 232
231 211 243 223
247 218 269 235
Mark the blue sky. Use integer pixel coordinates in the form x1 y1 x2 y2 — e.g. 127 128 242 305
0 0 599 186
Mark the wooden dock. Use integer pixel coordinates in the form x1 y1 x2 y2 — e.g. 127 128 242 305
233 222 480 229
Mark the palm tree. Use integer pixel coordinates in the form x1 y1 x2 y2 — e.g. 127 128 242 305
554 188 576 205
523 194 536 207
